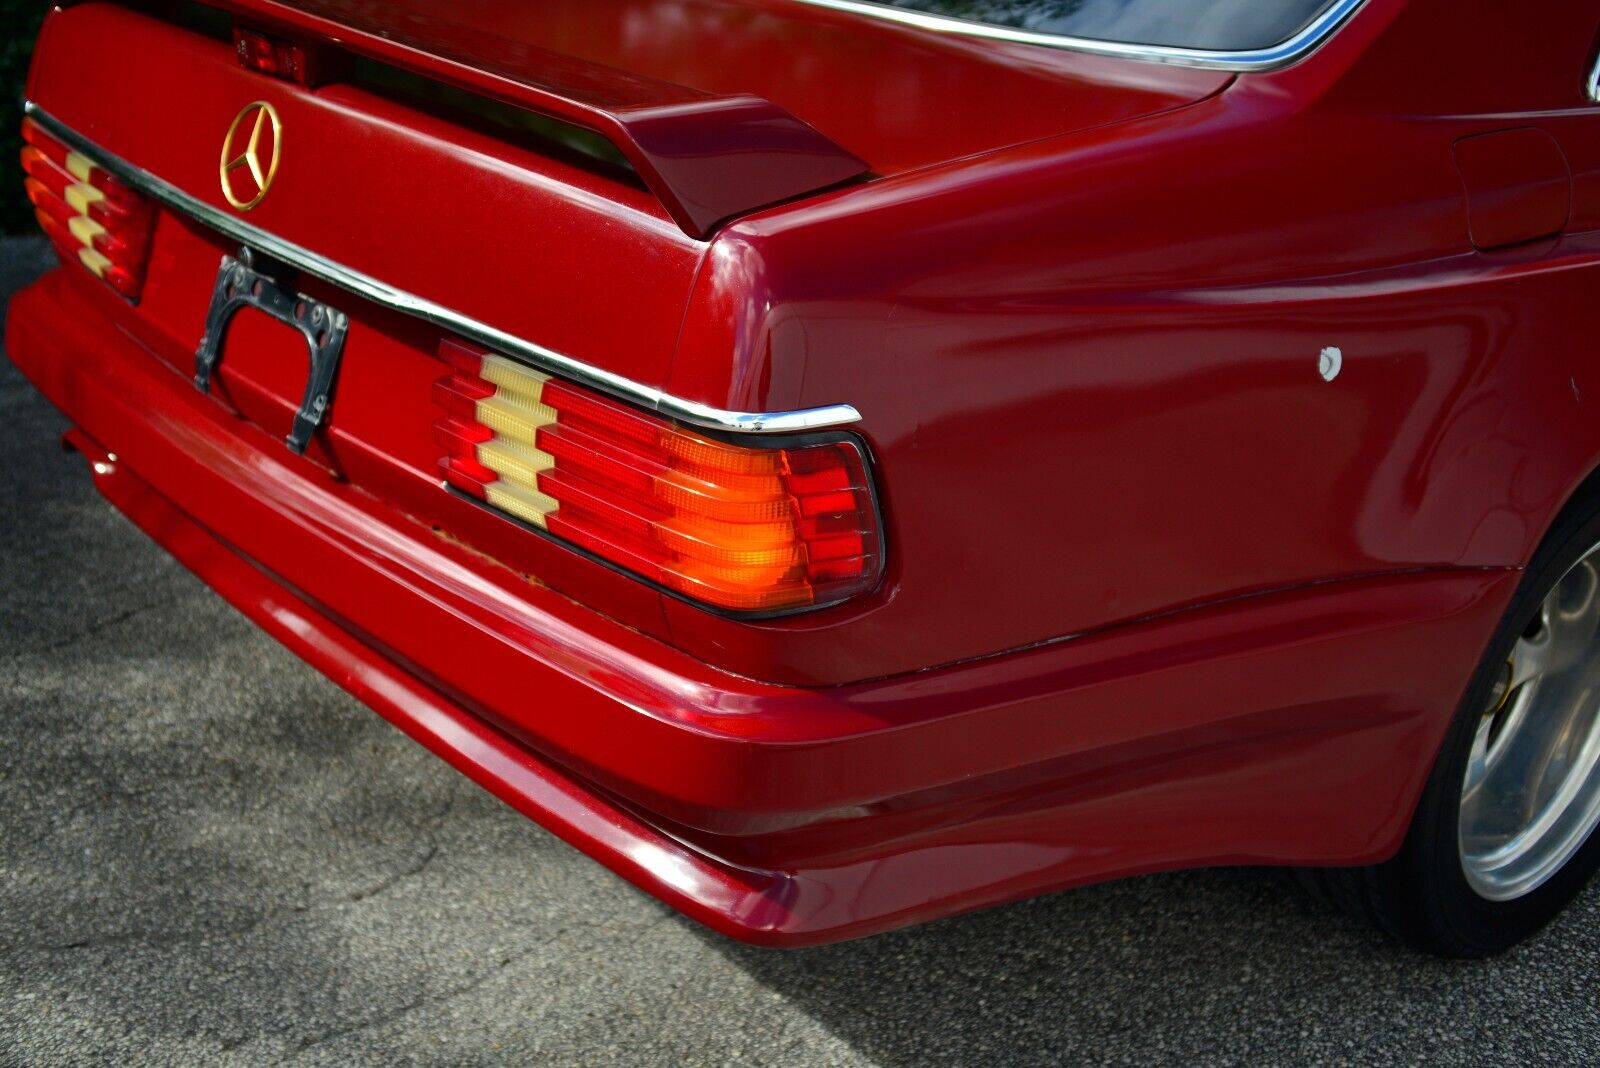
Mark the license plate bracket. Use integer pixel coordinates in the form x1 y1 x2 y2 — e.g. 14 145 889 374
194 251 349 455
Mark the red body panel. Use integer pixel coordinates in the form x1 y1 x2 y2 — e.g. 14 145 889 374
11 0 1600 942
32 4 700 391
214 0 1233 178
1453 128 1573 251
7 274 1520 942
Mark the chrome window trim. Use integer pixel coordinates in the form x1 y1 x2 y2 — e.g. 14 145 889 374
23 103 861 435
1588 51 1600 103
786 0 1368 72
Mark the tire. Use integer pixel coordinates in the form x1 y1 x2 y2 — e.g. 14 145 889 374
1305 492 1600 957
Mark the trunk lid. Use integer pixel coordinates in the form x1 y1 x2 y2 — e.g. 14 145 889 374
239 0 1231 179
21 0 1228 661
30 2 706 393
30 0 1228 398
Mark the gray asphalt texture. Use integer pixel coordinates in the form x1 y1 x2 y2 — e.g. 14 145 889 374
2 233 1598 1067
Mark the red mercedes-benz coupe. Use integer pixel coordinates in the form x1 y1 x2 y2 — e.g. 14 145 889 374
11 0 1600 957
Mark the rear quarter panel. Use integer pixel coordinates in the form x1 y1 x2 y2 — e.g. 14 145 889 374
660 0 1600 682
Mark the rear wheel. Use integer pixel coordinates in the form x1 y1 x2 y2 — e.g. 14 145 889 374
1312 498 1600 956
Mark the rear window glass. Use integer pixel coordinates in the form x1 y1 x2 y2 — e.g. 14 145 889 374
872 0 1341 51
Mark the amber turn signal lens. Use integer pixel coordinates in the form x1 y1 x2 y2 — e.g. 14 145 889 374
432 339 883 613
20 118 154 301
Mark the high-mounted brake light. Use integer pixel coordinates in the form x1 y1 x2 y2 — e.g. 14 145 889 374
233 25 338 86
20 119 154 301
433 340 883 614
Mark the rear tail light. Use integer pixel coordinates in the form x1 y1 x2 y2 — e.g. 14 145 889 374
20 118 154 301
433 340 883 614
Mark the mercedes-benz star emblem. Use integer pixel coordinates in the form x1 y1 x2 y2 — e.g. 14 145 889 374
219 101 282 212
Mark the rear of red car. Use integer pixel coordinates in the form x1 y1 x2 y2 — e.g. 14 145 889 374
10 0 1531 944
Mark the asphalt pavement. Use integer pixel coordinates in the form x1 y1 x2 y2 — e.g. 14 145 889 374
2 233 1599 1066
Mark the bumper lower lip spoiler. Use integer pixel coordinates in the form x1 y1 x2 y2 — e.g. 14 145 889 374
59 425 812 946
23 103 863 436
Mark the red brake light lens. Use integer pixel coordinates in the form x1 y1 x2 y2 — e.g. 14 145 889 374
20 118 154 301
233 25 337 86
433 340 883 614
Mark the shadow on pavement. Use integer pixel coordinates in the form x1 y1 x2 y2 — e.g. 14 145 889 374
5 234 1599 1066
701 865 1600 1065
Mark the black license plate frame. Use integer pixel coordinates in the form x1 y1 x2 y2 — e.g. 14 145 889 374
193 250 349 454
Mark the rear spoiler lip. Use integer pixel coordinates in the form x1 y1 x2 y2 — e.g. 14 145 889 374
198 0 871 238
612 94 871 237
24 104 862 435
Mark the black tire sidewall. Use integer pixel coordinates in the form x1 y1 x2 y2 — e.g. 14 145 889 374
1390 500 1600 956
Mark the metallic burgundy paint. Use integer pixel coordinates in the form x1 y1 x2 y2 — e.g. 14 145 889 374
10 0 1600 941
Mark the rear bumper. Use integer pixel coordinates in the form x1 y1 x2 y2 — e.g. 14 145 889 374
8 268 1522 945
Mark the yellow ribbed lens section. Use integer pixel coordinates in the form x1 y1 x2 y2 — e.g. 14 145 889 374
476 393 560 444
479 353 549 404
67 214 106 247
470 354 560 527
484 481 559 529
64 151 96 182
478 438 554 490
64 182 104 215
77 246 111 278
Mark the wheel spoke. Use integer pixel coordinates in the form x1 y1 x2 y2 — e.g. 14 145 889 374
1459 544 1600 901
1545 560 1600 675
1509 619 1552 692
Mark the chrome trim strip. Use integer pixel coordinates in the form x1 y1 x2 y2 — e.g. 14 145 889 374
786 0 1367 72
23 103 861 435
